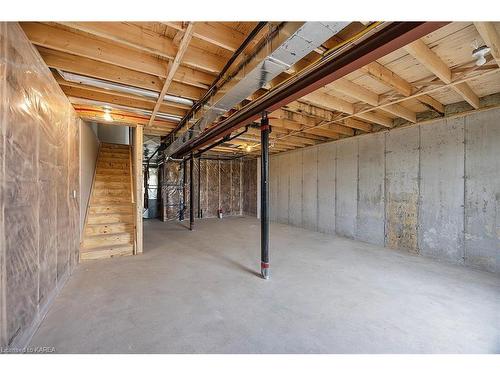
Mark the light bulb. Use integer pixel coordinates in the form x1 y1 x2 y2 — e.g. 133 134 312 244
103 109 113 122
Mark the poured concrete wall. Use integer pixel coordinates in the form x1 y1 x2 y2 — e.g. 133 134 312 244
357 133 385 246
268 107 500 273
0 23 81 349
464 110 500 272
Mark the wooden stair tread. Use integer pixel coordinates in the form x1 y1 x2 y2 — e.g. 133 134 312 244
81 142 136 261
85 223 134 236
81 244 133 254
80 243 134 261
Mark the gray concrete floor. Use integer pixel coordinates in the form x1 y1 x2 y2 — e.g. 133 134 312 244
30 217 500 353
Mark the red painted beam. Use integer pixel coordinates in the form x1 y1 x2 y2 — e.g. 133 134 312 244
174 21 449 157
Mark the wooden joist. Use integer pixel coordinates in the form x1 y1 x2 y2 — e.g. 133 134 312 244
61 85 187 117
38 47 209 96
474 22 500 67
149 23 194 126
362 61 444 113
164 21 248 52
405 38 480 109
58 22 226 74
22 23 215 89
302 89 355 114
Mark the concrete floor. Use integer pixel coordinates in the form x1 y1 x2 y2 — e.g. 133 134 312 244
30 217 500 353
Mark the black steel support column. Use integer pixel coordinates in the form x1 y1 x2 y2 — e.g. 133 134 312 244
260 112 270 279
180 159 186 221
189 154 195 230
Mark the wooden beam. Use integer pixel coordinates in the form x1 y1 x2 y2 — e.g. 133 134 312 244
133 125 143 254
405 38 479 109
58 22 226 74
21 22 168 77
330 78 379 106
353 111 393 128
362 61 444 113
416 94 445 114
381 103 417 123
22 22 215 93
149 23 194 127
405 39 452 83
452 82 480 109
474 22 500 67
61 85 187 117
362 61 412 97
164 22 247 52
329 77 417 122
302 89 355 114
74 107 177 128
326 124 354 136
38 47 210 95
343 118 372 132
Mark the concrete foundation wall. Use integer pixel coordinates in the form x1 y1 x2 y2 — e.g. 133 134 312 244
269 107 500 273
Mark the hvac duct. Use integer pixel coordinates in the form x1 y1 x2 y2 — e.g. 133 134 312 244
165 21 350 156
58 70 194 107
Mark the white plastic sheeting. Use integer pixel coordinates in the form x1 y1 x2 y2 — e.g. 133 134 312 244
0 22 81 349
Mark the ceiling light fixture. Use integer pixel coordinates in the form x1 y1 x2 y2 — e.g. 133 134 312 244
472 40 491 66
103 107 113 122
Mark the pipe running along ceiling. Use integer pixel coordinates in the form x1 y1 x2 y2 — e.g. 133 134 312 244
164 21 351 157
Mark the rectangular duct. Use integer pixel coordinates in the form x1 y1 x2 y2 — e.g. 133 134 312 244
165 22 350 157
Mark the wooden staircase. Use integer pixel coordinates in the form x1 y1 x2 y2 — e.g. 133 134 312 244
81 142 136 260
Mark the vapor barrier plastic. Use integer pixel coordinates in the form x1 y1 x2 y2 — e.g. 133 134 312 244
0 22 80 349
161 160 183 221
161 158 245 221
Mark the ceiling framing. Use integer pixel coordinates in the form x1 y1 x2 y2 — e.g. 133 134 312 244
20 21 500 157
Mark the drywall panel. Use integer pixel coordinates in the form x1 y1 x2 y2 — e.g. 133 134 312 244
419 118 465 263
317 142 336 234
79 121 99 235
335 139 358 238
277 153 290 224
97 123 129 145
302 147 318 231
385 126 419 253
465 109 500 273
288 150 303 227
356 133 385 246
